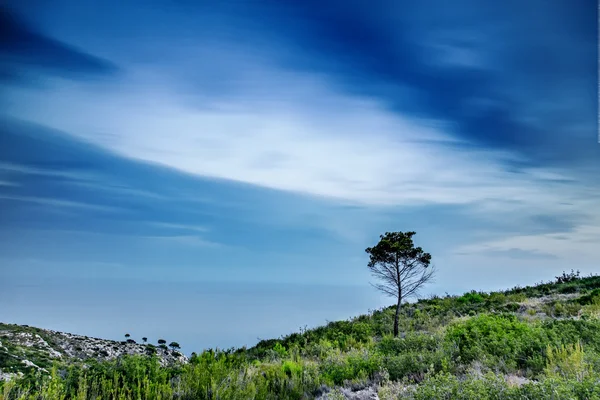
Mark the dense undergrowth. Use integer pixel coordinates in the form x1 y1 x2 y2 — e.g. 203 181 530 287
2 271 600 399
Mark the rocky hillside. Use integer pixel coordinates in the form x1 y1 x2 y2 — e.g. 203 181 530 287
0 323 187 380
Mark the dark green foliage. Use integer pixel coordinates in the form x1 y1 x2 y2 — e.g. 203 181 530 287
411 370 600 400
456 291 485 305
576 288 600 305
377 333 439 356
376 332 452 382
321 349 381 385
445 314 549 373
505 273 600 298
558 284 579 294
542 301 582 317
542 319 600 353
501 302 521 313
444 314 600 376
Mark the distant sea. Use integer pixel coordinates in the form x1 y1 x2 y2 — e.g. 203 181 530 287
1 277 387 353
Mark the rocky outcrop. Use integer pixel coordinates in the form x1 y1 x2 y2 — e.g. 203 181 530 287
0 323 188 379
316 386 380 400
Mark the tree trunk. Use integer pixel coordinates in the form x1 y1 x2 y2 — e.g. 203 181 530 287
393 295 402 337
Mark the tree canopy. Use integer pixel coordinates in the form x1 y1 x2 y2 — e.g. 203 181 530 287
365 231 434 336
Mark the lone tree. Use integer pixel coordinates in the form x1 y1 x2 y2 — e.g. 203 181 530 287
158 339 166 345
142 337 148 343
124 333 130 339
365 231 435 337
169 342 180 351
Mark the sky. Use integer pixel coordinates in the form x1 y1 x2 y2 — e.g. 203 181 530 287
0 0 598 352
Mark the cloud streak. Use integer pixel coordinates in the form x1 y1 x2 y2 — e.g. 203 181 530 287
6 68 586 212
0 194 118 212
0 6 117 82
457 224 600 263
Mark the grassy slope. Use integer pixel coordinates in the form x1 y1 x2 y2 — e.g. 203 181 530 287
1 272 600 399
250 272 600 353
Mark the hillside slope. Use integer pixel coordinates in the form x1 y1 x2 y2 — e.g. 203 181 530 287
0 323 187 381
1 271 599 399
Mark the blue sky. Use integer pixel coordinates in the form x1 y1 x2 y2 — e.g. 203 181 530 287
1 1 598 351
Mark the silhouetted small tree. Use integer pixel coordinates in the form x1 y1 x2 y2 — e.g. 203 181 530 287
555 269 581 284
125 333 130 339
365 231 435 337
169 342 180 350
158 339 166 345
142 337 147 343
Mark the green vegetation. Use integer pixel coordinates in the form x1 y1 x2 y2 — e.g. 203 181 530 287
0 326 61 376
2 272 600 399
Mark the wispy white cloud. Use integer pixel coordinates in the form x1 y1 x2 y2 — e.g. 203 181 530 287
151 222 209 234
4 67 577 211
0 194 117 212
4 51 598 264
141 234 223 248
455 213 600 263
0 161 97 181
5 227 224 250
0 180 19 187
70 180 165 200
0 161 164 199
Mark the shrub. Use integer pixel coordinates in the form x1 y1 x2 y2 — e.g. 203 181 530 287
576 288 600 305
444 314 548 374
409 370 600 400
456 291 485 305
411 372 516 400
281 360 302 378
382 352 441 382
500 303 520 313
505 293 527 303
544 341 590 381
272 342 288 359
485 292 507 306
377 333 440 356
320 349 382 385
542 319 600 353
555 270 581 284
542 301 581 317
